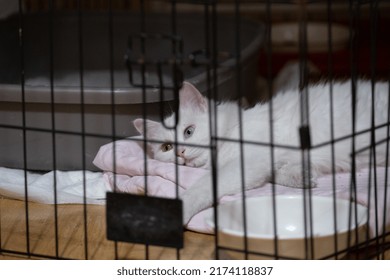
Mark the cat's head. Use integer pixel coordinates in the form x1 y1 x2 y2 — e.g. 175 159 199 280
133 82 211 168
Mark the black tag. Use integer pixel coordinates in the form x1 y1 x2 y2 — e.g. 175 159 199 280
299 126 312 150
106 192 183 249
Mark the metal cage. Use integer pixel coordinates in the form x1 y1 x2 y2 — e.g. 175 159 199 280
0 0 389 260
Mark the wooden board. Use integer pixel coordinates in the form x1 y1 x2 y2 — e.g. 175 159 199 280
1 196 389 260
0 197 215 260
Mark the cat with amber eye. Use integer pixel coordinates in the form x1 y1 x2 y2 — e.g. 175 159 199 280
134 81 390 225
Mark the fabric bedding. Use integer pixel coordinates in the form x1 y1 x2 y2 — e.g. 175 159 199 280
93 138 390 237
0 137 389 238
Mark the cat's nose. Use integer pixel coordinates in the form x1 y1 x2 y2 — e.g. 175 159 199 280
177 147 186 157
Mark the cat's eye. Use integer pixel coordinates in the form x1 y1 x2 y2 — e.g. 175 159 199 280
184 125 195 139
161 143 173 152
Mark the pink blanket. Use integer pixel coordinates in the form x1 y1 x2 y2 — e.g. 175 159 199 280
93 138 390 237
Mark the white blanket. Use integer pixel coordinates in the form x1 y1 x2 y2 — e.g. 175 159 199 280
93 139 390 238
0 167 107 204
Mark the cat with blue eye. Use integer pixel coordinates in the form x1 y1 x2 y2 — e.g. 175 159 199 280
134 81 389 224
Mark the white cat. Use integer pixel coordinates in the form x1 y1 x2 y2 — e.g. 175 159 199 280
134 81 389 224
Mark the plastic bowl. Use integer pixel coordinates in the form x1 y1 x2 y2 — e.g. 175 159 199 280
206 195 368 259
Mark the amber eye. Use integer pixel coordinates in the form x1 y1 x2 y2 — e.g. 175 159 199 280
161 143 173 152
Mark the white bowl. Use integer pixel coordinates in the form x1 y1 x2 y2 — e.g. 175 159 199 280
206 195 368 259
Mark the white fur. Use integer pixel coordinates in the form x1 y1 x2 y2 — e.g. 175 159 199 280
134 81 390 224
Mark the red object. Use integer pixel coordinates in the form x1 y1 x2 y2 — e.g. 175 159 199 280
258 19 390 80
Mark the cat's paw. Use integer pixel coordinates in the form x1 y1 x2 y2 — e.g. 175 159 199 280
180 184 213 225
273 164 317 188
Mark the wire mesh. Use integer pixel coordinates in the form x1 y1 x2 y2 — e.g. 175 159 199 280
0 0 389 260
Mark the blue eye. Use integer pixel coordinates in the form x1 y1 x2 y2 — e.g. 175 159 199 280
184 126 195 139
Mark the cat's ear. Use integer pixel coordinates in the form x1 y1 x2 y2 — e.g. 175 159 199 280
133 118 160 136
179 82 207 112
